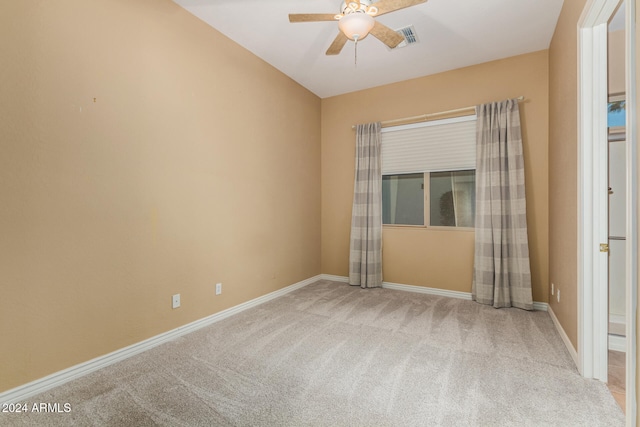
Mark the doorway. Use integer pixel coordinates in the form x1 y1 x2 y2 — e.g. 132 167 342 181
578 0 636 424
608 95 627 410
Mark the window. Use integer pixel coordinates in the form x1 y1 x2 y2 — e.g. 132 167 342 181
607 97 625 128
382 173 424 225
429 170 475 227
381 116 476 228
607 95 626 142
382 170 475 227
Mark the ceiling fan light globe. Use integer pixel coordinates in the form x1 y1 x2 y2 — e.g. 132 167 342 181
338 12 375 41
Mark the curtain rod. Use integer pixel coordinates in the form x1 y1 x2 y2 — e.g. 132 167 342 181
351 96 525 129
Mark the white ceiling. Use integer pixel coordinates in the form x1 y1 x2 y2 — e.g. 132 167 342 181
173 0 564 98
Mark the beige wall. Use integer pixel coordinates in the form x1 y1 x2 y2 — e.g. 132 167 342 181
548 0 588 350
321 51 550 302
3 0 609 401
0 0 321 392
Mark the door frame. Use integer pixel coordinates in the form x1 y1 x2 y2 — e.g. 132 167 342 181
578 0 637 424
577 0 616 383
624 0 637 421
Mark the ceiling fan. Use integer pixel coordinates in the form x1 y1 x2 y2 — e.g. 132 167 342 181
289 0 427 55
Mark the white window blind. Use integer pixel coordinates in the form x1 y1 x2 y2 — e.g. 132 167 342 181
381 115 477 175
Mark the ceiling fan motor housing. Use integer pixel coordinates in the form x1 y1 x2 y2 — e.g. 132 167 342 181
340 0 375 15
288 0 425 55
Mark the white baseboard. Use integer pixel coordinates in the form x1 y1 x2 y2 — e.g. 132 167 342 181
320 274 549 311
0 274 554 404
548 305 580 370
321 276 613 370
610 313 626 325
320 274 349 283
609 334 627 352
532 301 549 311
608 314 626 337
321 274 472 300
382 280 473 300
0 274 322 405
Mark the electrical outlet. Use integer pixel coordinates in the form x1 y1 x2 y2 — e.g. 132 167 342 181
557 289 560 303
551 283 554 295
172 294 180 309
216 283 222 295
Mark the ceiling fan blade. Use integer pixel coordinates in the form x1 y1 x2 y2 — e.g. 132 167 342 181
370 21 405 49
326 32 348 55
289 13 337 23
372 0 428 16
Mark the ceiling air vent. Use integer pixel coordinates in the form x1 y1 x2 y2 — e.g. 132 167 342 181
394 25 419 49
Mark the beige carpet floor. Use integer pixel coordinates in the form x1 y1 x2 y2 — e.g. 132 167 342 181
2 280 625 426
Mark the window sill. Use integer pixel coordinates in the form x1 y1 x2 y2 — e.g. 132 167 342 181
383 224 475 232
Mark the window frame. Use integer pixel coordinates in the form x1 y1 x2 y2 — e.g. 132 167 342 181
382 170 476 232
380 114 477 232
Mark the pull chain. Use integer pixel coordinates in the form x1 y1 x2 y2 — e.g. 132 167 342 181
354 38 358 67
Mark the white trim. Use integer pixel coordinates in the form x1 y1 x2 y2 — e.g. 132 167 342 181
0 274 558 405
320 274 548 311
624 0 638 422
327 276 569 364
578 2 637 423
0 275 322 405
549 306 580 369
320 274 350 283
578 0 618 383
578 5 638 426
609 334 627 352
610 313 627 325
382 280 473 300
532 301 550 312
609 314 626 336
